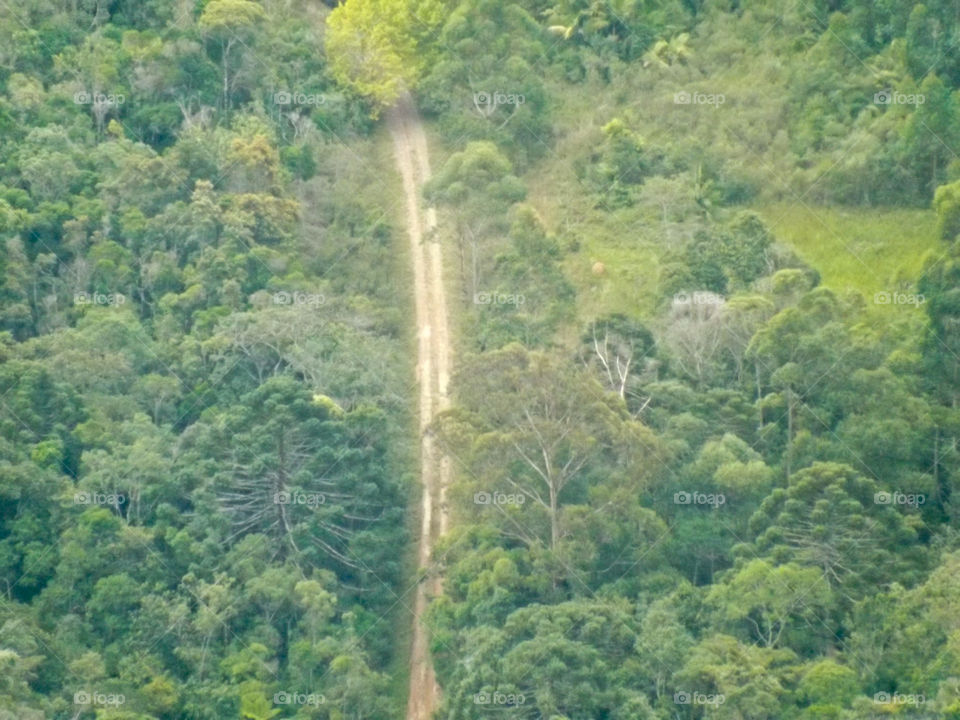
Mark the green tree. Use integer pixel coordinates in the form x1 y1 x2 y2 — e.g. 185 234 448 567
439 600 654 720
198 0 266 110
934 179 960 243
678 634 796 720
325 0 434 109
425 141 526 300
798 659 860 717
440 344 658 555
743 462 926 598
902 74 959 197
419 0 550 162
183 376 404 585
586 118 649 207
708 559 833 649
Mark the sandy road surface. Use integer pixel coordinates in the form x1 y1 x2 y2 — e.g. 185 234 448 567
387 93 451 720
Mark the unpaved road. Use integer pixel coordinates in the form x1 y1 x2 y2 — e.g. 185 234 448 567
387 93 451 720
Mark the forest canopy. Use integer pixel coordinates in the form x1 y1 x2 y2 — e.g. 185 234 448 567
1 0 960 719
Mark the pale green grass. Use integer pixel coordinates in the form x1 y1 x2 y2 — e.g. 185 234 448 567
524 138 663 339
558 217 662 327
757 203 939 296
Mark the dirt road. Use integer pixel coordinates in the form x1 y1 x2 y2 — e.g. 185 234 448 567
387 93 451 720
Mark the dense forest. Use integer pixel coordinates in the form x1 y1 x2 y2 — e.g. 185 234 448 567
1 0 960 719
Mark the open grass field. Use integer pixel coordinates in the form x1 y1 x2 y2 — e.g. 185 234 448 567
526 192 939 348
525 167 662 334
757 203 940 297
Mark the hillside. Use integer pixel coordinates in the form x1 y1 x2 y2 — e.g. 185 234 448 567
2 1 960 720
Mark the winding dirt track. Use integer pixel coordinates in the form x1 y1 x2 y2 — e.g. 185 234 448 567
387 93 451 720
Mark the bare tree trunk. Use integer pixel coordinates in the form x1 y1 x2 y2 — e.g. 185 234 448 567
548 473 560 551
457 230 468 304
786 388 794 480
756 364 763 434
221 39 234 110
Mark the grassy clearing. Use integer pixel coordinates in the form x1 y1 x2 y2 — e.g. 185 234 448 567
524 144 663 338
526 138 938 340
529 190 939 347
757 203 939 296
521 77 941 339
557 214 662 328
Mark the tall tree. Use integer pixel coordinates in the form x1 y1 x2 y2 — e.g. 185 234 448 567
324 0 437 108
439 344 659 554
198 0 266 110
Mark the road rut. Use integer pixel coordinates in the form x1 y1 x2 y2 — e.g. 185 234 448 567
387 93 451 720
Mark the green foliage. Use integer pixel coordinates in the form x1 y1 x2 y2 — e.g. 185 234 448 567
198 0 267 110
584 118 649 207
799 659 860 714
0 3 412 717
325 0 443 109
708 559 833 649
420 0 551 164
426 140 527 305
935 179 960 243
3 0 960 718
678 634 796 719
436 599 656 719
758 203 938 296
744 462 927 595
